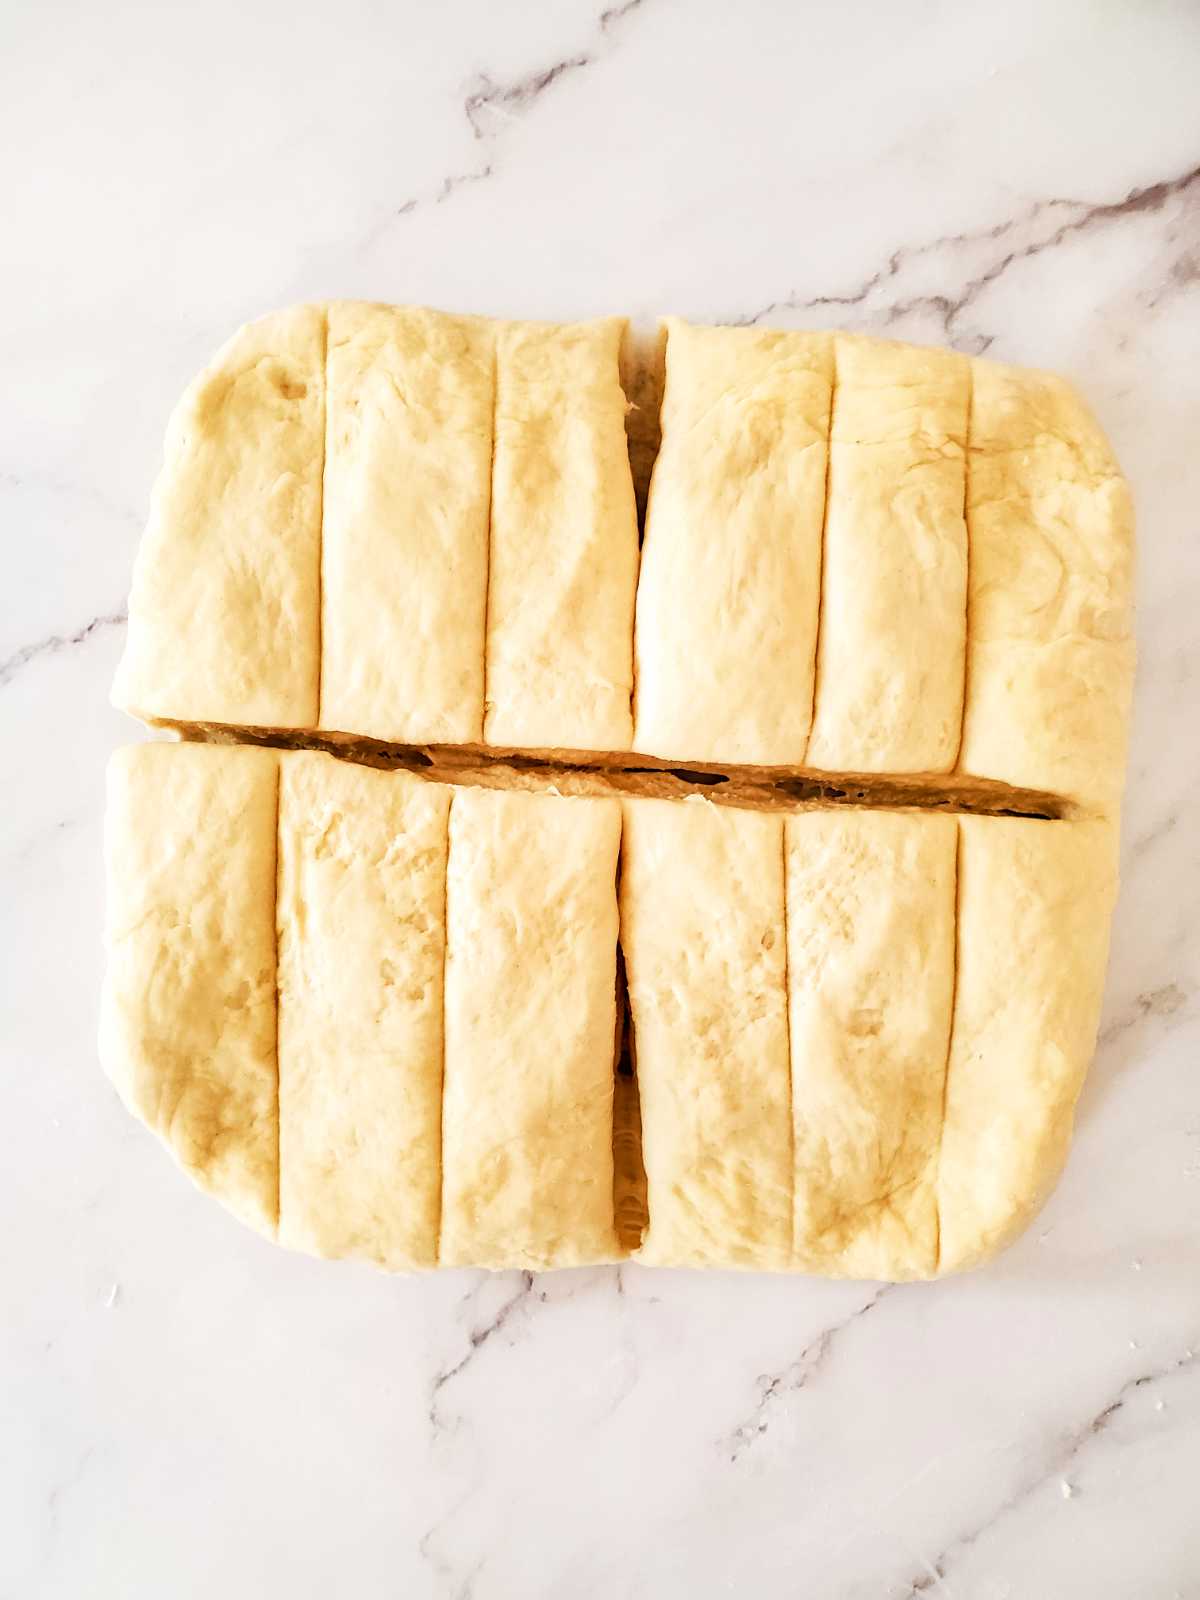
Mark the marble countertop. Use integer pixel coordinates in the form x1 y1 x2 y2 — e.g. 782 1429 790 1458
4 1 1198 1595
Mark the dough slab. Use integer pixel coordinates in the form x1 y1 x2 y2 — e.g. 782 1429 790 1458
113 306 325 729
112 305 1133 816
484 318 639 751
102 745 1120 1278
102 305 1135 1277
632 319 834 766
319 301 494 745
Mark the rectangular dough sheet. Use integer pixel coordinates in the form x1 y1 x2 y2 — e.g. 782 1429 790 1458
276 751 450 1270
484 317 639 751
620 796 793 1268
785 809 957 1278
937 815 1119 1272
99 742 281 1235
960 361 1135 813
113 305 325 729
633 318 834 765
320 302 494 744
805 336 969 773
439 786 622 1268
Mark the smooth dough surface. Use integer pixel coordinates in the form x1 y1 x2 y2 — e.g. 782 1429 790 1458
113 305 324 728
620 797 792 1269
276 752 449 1270
806 336 969 773
320 302 494 744
937 816 1119 1273
633 318 834 765
439 786 622 1269
99 742 281 1235
785 810 957 1279
960 361 1134 813
484 318 639 751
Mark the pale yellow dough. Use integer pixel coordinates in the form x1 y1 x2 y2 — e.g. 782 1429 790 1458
484 318 639 751
101 307 1136 1280
806 336 969 772
439 786 622 1269
633 319 834 765
937 816 1119 1273
113 305 324 728
960 360 1135 813
785 810 957 1278
620 797 792 1269
100 742 281 1236
320 302 494 744
100 742 1123 1279
276 752 449 1270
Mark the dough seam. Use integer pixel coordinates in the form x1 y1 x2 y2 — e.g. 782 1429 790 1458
802 338 836 765
434 788 455 1265
780 818 796 1262
480 333 500 726
952 357 975 776
271 755 283 1234
315 307 329 724
612 946 648 1253
611 811 648 1254
627 334 662 742
932 817 963 1274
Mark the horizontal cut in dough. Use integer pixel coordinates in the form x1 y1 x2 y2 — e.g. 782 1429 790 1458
484 318 639 751
633 318 834 765
620 797 792 1269
113 305 325 729
806 336 969 773
320 302 494 744
99 742 281 1236
276 752 449 1270
439 786 622 1269
960 361 1134 813
937 815 1119 1273
785 810 957 1279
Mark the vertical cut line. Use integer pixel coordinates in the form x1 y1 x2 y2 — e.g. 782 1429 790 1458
626 323 667 744
804 337 838 762
612 805 626 1252
610 808 647 1257
951 356 975 773
780 816 795 1265
272 758 283 1236
315 306 330 727
434 790 454 1265
933 817 963 1275
480 330 499 743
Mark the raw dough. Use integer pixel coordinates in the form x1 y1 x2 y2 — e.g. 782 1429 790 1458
633 319 834 764
960 360 1135 813
100 743 1123 1278
111 305 1135 820
320 301 494 744
102 307 1136 1280
937 815 1119 1272
620 796 792 1269
786 809 957 1278
439 785 623 1269
484 317 639 751
805 336 969 772
113 305 324 728
277 752 449 1269
100 742 281 1235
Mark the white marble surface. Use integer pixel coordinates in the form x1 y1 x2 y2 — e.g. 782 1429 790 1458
3 1 1199 1594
